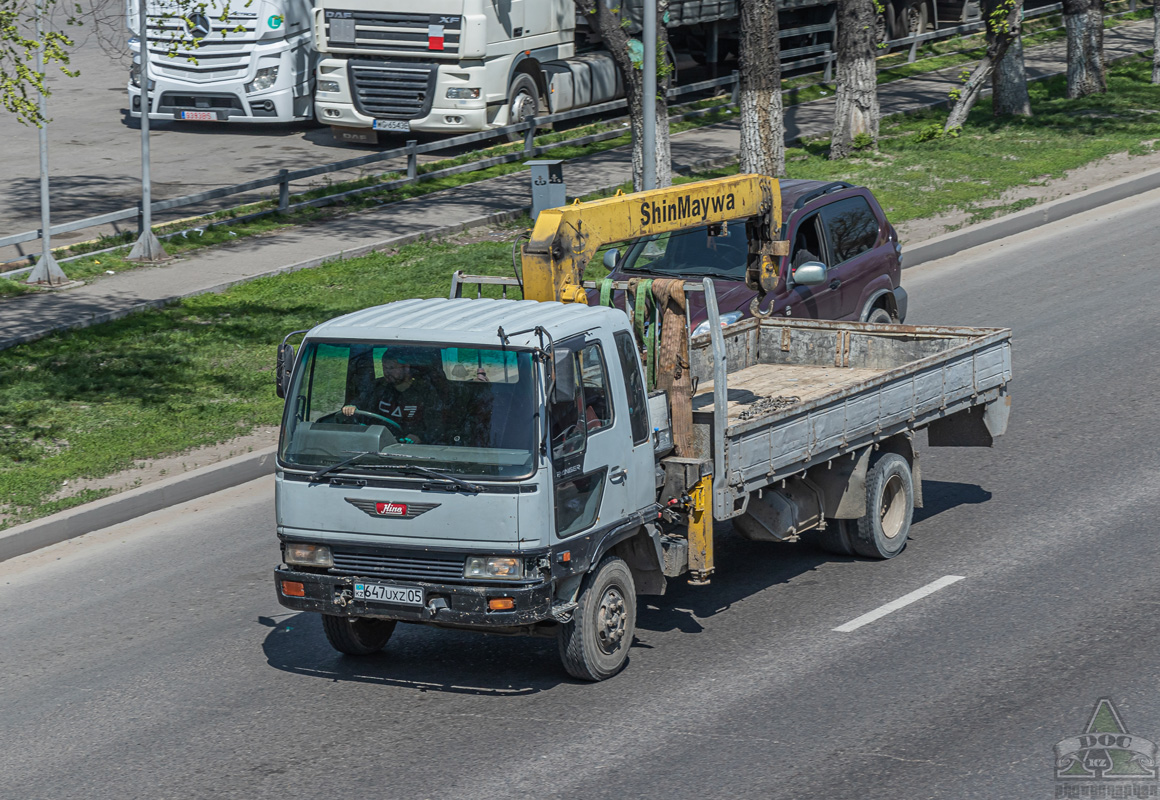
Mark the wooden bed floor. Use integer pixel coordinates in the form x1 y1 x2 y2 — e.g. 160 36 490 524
692 363 886 421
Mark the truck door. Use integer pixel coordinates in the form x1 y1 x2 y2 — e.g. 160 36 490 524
549 333 653 541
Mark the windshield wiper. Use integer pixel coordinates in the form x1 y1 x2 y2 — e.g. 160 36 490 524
310 450 379 482
393 465 484 493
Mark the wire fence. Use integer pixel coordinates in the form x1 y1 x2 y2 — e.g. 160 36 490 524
2 0 1142 277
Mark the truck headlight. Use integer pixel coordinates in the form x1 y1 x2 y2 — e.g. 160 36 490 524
446 87 480 99
245 66 280 93
317 79 340 93
464 556 523 580
284 543 333 568
691 310 743 338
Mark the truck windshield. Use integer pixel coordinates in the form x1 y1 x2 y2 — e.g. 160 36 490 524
279 341 537 479
619 220 749 281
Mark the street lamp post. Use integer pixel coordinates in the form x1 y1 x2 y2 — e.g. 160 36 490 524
26 0 69 286
642 0 657 191
128 0 168 261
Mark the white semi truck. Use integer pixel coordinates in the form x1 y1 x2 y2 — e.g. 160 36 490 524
127 0 317 123
310 0 745 143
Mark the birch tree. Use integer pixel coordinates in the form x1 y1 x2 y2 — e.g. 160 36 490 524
1062 0 1105 97
830 0 880 159
944 0 1021 130
992 8 1031 118
738 0 785 176
574 0 673 190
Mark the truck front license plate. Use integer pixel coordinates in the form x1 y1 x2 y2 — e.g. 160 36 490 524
353 582 424 606
372 119 410 132
179 111 219 121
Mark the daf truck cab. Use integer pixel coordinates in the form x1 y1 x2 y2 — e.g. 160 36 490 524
128 0 316 123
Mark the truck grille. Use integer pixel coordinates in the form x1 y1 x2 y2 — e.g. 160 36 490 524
330 549 465 582
325 11 462 54
348 62 437 119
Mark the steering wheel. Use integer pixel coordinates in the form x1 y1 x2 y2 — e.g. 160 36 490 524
320 408 403 432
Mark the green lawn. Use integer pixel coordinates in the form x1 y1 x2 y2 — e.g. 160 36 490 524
3 57 1160 527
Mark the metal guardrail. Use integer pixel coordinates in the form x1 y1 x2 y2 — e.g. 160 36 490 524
0 0 1136 273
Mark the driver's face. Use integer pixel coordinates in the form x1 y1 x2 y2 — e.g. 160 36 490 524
382 359 410 382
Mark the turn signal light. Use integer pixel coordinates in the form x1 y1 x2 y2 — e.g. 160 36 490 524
281 580 305 597
488 597 514 611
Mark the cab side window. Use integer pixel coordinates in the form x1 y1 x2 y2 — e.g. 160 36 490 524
579 343 613 432
819 196 880 265
614 331 650 446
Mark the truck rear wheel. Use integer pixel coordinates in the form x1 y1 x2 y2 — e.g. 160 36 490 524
558 556 636 681
852 453 914 559
321 614 396 655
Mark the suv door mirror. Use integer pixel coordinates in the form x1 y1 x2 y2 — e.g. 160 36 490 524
602 249 621 270
791 262 827 287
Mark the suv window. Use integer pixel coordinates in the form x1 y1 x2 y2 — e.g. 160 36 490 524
789 213 825 269
818 196 880 265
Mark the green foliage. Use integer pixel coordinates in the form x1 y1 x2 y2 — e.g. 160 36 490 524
852 132 875 150
0 0 78 126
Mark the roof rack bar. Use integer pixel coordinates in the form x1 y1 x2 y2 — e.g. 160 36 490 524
792 181 854 211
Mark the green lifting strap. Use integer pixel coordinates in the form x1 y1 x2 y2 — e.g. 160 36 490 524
633 279 655 389
599 277 615 307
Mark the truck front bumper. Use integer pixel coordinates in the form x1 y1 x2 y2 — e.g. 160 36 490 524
274 567 555 627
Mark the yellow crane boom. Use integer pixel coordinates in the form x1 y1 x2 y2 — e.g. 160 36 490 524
520 174 790 304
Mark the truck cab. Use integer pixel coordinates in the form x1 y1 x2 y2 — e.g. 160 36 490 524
274 298 661 678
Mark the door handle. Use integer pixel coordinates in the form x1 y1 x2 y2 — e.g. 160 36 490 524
829 278 842 290
609 468 627 484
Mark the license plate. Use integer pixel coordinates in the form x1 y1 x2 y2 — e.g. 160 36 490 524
372 119 410 132
179 111 218 121
353 582 424 606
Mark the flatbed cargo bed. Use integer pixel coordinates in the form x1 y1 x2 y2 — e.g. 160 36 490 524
687 316 1013 519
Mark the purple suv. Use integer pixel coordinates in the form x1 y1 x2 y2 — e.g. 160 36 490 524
596 180 908 337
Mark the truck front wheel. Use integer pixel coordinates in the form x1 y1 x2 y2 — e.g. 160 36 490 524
558 556 636 681
852 453 914 559
321 614 396 655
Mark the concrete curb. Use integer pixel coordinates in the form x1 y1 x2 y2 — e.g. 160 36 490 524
0 446 277 563
903 165 1160 268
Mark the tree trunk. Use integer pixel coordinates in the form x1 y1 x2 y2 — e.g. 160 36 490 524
1153 0 1159 85
573 0 672 190
830 0 880 159
944 0 1019 130
1063 0 1105 98
993 10 1031 117
738 0 785 176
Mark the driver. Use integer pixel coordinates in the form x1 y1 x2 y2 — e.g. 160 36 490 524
342 348 445 443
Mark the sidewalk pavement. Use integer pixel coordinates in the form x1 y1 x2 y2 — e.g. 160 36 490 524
0 20 1154 353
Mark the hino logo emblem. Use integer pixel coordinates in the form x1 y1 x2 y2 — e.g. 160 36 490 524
185 12 211 38
345 498 440 519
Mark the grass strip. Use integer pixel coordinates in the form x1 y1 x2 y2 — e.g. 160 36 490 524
3 56 1160 527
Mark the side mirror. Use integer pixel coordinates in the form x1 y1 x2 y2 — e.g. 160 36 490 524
275 343 296 399
602 249 621 270
790 261 827 288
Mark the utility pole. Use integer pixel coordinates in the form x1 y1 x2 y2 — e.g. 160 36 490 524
641 0 657 191
128 0 168 261
26 0 69 286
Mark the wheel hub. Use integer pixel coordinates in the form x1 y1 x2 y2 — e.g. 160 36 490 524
880 473 906 539
596 587 627 654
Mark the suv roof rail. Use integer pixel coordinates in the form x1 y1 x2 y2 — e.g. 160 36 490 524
792 181 854 211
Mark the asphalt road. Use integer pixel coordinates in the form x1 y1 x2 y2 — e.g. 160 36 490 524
3 190 1160 799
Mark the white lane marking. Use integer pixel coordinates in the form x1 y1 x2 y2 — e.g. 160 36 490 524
833 575 965 633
